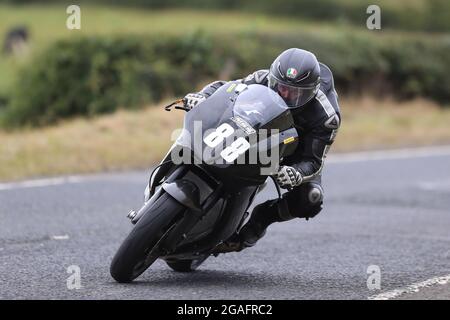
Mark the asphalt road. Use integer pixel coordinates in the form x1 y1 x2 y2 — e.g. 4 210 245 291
1 147 450 300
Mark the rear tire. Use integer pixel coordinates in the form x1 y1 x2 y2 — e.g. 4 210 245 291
110 192 185 283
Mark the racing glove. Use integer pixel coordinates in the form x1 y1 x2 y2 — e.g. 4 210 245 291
275 166 303 189
183 93 206 110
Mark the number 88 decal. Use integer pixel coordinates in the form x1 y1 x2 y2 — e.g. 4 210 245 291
203 123 250 162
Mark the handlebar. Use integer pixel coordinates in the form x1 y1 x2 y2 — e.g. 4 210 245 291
163 98 190 112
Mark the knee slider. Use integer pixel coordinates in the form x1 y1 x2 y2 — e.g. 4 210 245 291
304 184 324 219
307 184 323 205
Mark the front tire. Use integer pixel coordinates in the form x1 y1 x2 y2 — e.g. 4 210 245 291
110 192 185 283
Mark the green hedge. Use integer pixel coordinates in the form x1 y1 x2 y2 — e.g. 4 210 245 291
2 31 449 127
1 32 228 126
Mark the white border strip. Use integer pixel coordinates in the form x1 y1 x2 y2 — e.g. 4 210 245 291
368 274 450 300
1 145 450 191
0 176 84 191
328 145 450 164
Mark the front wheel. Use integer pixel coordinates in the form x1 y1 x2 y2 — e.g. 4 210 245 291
110 192 185 283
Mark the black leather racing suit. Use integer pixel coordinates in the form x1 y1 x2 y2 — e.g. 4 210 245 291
199 63 341 223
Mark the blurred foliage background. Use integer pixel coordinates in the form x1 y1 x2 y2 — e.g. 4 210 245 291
0 0 449 126
0 0 449 180
3 0 450 31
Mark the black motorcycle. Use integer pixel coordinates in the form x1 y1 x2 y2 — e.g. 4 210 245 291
110 82 299 283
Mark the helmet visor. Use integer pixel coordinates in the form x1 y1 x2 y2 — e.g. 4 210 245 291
268 74 318 108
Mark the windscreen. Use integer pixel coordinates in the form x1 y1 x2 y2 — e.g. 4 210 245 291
173 83 291 166
233 84 289 129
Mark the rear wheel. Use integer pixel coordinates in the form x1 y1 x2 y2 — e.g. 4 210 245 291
110 192 185 283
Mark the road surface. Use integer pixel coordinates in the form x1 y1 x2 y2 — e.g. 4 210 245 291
1 146 450 299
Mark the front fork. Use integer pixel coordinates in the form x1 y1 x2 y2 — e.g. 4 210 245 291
131 164 216 224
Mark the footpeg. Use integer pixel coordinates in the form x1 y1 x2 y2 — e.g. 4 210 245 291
127 210 137 220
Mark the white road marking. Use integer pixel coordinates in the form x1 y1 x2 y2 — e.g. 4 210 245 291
328 145 450 164
417 180 450 192
0 176 84 191
1 145 450 191
368 274 450 300
51 235 70 240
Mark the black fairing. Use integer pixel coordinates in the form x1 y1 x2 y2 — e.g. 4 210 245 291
148 82 300 260
171 82 298 186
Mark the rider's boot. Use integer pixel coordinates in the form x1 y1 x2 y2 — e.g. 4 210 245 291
214 199 281 253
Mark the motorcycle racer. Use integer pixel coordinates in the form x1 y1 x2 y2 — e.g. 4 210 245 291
184 48 341 252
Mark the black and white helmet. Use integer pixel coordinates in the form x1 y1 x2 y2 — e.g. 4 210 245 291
268 48 321 109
